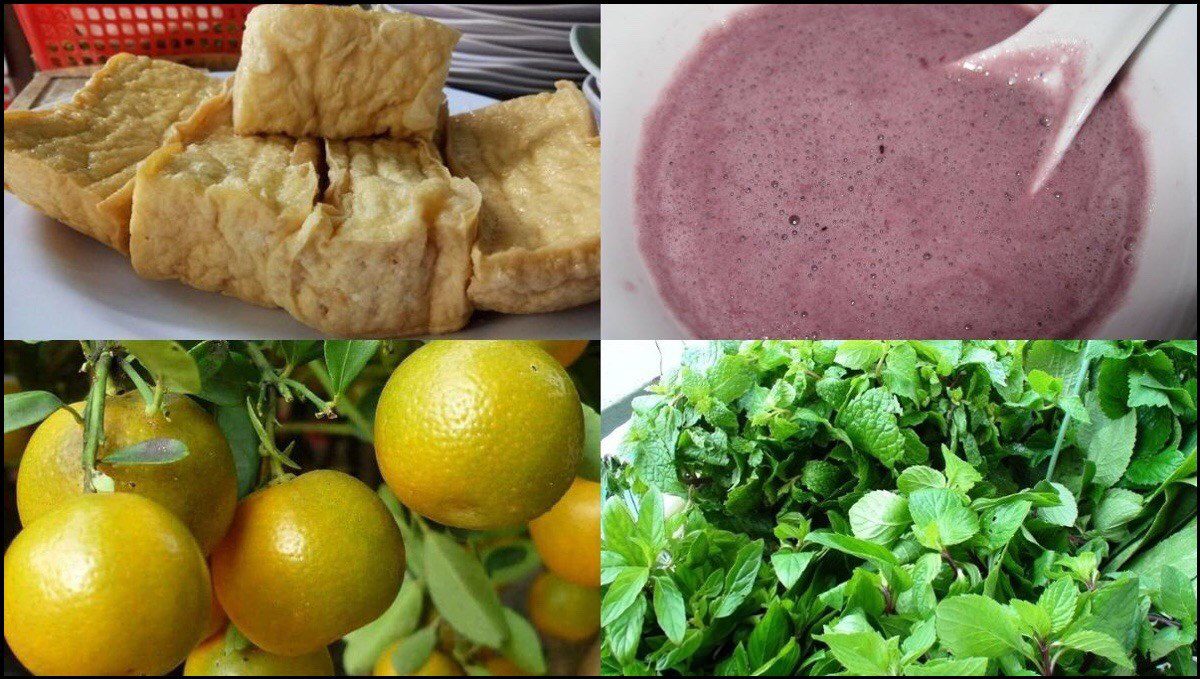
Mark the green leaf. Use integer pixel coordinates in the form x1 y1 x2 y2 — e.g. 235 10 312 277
1037 577 1078 634
497 608 547 675
1009 599 1051 639
1056 630 1133 669
713 541 764 618
908 488 979 548
815 630 897 675
102 437 188 466
1128 519 1197 589
1154 566 1197 625
770 549 814 590
1036 482 1078 527
935 595 1023 659
377 626 438 675
323 340 380 397
1075 392 1137 489
805 531 900 567
3 390 64 432
849 490 911 544
942 448 982 494
578 404 602 481
652 576 687 644
897 466 947 493
835 340 886 371
903 657 990 675
882 343 921 402
607 596 646 665
709 354 757 403
423 532 508 648
747 600 792 670
342 576 426 676
601 567 650 626
1092 488 1143 533
980 500 1031 551
122 340 201 393
837 387 906 467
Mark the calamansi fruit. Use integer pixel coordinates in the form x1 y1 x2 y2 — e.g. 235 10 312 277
483 655 528 675
579 640 601 676
375 341 584 530
374 644 463 676
4 375 32 466
183 633 335 675
527 571 600 643
529 477 600 587
203 577 227 641
4 492 210 675
211 470 405 657
535 340 590 368
16 391 237 554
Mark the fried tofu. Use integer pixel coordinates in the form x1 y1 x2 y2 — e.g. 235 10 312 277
277 138 481 336
445 81 600 314
129 89 321 307
232 4 459 140
130 89 480 336
3 54 219 252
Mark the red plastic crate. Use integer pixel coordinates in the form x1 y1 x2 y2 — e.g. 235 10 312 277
14 4 258 70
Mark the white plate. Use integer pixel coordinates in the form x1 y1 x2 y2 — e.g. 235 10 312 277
457 5 600 23
451 53 583 74
451 61 586 81
448 75 548 96
451 67 576 89
413 16 570 39
423 4 591 30
452 51 580 67
601 4 1197 339
456 36 574 59
449 28 573 53
3 84 600 340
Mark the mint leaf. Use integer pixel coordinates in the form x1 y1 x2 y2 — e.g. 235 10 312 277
935 595 1023 659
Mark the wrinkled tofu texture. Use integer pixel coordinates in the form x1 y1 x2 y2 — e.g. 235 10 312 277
130 91 480 337
129 91 321 307
278 138 481 336
3 53 219 251
232 4 459 140
446 81 600 314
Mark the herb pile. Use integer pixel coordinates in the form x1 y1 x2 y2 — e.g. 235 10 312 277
601 340 1197 675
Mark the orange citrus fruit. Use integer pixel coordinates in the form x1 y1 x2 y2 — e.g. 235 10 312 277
203 576 227 641
183 633 335 675
375 341 583 530
527 571 600 643
16 391 237 554
535 341 590 368
484 655 529 675
529 477 600 587
579 640 601 676
374 644 462 676
4 492 210 675
211 470 405 657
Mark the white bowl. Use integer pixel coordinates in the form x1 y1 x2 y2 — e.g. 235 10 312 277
601 4 1198 339
584 74 601 121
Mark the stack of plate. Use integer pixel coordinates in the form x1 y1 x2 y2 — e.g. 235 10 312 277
378 4 599 99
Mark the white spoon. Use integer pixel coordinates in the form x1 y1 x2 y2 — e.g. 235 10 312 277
955 4 1169 195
